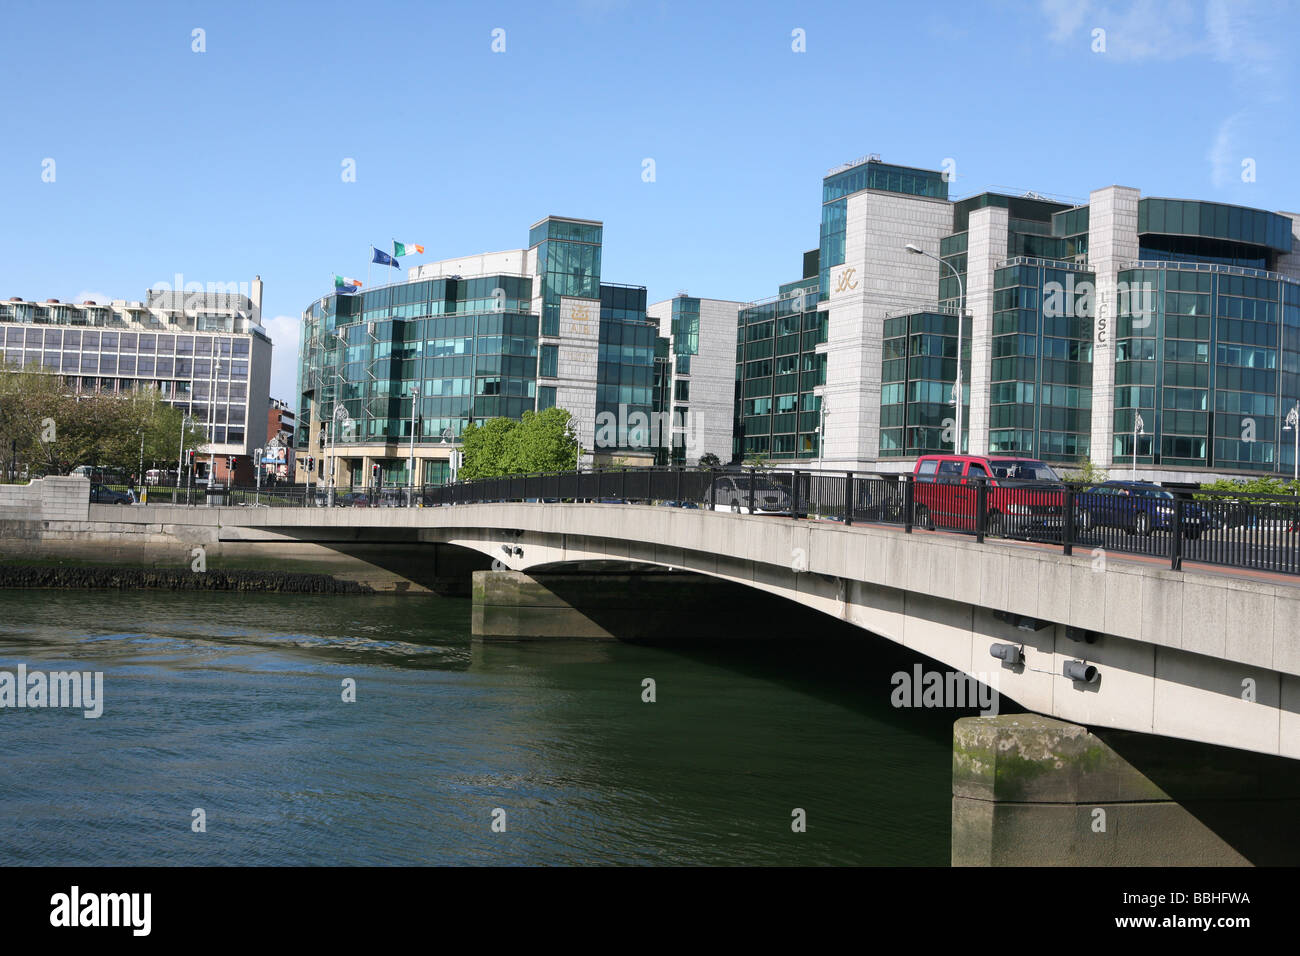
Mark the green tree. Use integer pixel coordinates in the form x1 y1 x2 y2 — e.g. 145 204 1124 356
1199 475 1300 497
697 452 722 469
0 365 205 480
459 408 579 480
459 417 518 480
1063 456 1109 485
502 407 578 474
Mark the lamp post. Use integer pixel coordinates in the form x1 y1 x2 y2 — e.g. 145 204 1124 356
817 399 828 472
408 385 419 507
1283 402 1299 482
905 243 966 454
176 414 190 491
1133 413 1145 480
253 446 263 506
329 402 346 507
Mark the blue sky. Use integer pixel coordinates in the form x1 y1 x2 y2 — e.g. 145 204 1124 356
2 0 1297 401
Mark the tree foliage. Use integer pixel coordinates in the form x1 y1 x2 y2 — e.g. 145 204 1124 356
697 452 722 469
0 363 206 480
458 407 579 480
1199 475 1300 497
1062 456 1109 484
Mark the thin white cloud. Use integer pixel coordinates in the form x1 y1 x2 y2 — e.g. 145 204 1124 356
73 290 113 304
1206 112 1247 189
1041 0 1093 42
262 314 302 405
1039 0 1282 66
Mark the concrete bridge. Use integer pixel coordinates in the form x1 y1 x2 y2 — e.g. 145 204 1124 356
6 476 1300 864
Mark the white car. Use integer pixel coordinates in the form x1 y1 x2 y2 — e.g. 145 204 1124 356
708 475 793 515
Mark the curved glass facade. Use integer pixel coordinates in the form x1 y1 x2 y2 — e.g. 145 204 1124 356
1138 199 1293 254
1114 264 1300 473
298 274 536 458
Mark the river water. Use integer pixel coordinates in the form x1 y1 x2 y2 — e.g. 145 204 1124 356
0 590 977 865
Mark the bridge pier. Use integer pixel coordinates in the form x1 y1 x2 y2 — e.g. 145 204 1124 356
952 713 1300 866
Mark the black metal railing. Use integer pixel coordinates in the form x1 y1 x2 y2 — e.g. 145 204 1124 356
93 469 1300 576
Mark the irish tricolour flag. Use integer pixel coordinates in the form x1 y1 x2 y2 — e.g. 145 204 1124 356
334 275 362 289
393 240 424 258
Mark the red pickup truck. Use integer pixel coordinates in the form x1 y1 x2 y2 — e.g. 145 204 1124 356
912 454 1065 537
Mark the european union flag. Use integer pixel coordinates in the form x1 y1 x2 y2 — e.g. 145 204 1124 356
371 246 400 269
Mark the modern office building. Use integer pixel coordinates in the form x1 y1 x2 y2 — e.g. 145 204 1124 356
0 279 273 479
749 154 1300 482
296 216 676 487
647 294 742 465
729 259 826 464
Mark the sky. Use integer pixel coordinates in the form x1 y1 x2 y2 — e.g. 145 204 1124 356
2 0 1297 402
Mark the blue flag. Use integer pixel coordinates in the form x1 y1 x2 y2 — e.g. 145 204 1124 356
371 246 400 269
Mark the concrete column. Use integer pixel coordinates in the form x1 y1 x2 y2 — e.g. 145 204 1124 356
964 206 1009 456
824 190 952 470
1087 186 1141 468
952 713 1300 866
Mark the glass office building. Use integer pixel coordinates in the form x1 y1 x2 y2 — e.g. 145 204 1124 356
765 154 1300 481
733 254 827 462
1115 200 1300 474
298 216 667 487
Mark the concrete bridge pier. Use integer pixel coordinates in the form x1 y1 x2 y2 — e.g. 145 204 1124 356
952 713 1300 866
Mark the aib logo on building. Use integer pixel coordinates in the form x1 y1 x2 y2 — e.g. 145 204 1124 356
571 303 591 324
834 268 858 294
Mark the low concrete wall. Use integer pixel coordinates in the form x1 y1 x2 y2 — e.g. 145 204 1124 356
0 504 489 594
0 476 90 523
952 714 1300 865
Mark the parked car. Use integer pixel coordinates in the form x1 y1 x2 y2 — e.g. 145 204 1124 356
852 473 905 522
912 455 1064 537
89 483 132 504
336 492 372 507
1076 481 1205 538
708 474 793 515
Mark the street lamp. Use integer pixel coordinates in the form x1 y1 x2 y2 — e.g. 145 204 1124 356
253 446 263 506
408 384 419 507
440 427 461 485
1283 402 1299 482
176 413 190 489
1133 413 1145 480
906 243 966 454
329 402 347 507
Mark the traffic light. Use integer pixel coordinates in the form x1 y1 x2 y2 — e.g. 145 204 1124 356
371 463 381 483
227 456 236 472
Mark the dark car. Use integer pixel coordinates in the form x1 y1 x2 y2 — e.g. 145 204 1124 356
1075 481 1205 539
89 483 132 504
336 492 372 507
852 473 905 522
